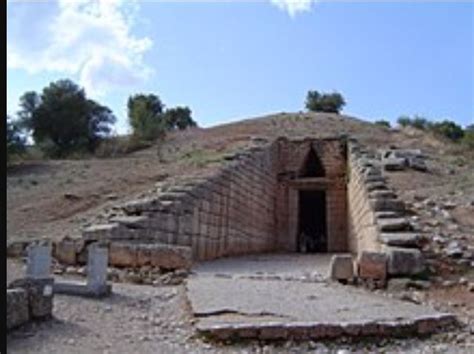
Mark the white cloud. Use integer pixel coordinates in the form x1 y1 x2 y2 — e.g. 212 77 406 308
270 0 318 17
7 0 153 96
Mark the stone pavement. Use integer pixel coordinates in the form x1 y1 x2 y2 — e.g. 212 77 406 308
186 253 456 340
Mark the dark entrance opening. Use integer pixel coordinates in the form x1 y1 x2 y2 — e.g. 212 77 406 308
298 190 327 252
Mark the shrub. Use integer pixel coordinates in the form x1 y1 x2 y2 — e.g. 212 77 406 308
305 90 346 114
94 135 153 158
430 120 464 142
374 120 391 128
462 124 474 149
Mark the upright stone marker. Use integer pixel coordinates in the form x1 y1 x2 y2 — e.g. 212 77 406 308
26 243 51 279
87 245 110 296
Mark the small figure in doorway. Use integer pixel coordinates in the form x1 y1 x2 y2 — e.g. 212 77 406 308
299 232 309 253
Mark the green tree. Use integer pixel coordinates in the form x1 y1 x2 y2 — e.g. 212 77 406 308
430 120 464 142
397 115 411 127
305 90 345 114
397 115 430 130
7 116 26 161
127 94 166 140
164 106 197 130
18 79 116 157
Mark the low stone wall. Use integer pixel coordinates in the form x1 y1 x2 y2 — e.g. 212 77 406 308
347 140 425 280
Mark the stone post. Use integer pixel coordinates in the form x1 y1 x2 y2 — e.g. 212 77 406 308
26 243 51 279
86 244 111 296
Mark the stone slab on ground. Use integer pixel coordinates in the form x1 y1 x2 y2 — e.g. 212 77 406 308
187 254 456 341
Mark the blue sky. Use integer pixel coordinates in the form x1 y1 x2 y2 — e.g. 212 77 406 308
7 0 474 134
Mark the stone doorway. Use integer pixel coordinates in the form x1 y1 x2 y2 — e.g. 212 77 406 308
298 190 327 253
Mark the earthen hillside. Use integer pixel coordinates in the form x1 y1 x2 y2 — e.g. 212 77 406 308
7 112 473 246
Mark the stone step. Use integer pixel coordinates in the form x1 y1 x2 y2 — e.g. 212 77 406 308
366 182 389 192
384 246 425 276
379 233 420 247
109 215 149 229
369 190 397 200
374 211 403 219
371 198 405 212
377 218 412 232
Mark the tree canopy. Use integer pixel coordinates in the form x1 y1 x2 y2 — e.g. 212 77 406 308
305 90 346 114
18 79 116 157
127 94 197 140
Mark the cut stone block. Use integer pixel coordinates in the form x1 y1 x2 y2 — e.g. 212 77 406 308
109 242 138 267
108 242 192 270
110 215 149 229
371 198 405 212
385 247 425 276
357 251 387 281
82 223 124 241
369 190 397 200
26 244 51 279
377 218 412 232
9 278 54 319
375 211 403 219
329 255 354 281
7 288 29 331
365 182 389 192
87 245 110 296
382 158 406 171
379 233 420 247
7 240 31 258
53 238 77 265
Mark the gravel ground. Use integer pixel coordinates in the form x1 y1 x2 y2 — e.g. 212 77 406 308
7 259 474 353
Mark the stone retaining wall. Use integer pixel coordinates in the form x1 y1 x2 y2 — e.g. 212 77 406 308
347 140 425 278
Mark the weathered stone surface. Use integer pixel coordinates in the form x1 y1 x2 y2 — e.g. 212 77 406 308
190 255 456 341
382 158 406 171
375 211 403 219
357 251 387 281
377 218 412 232
82 223 122 241
385 247 425 276
371 198 405 212
7 240 31 258
108 242 192 270
26 243 51 279
110 215 149 229
328 255 354 281
109 242 138 267
9 278 54 319
53 238 77 265
7 288 29 331
87 245 110 296
369 190 397 200
379 232 420 247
